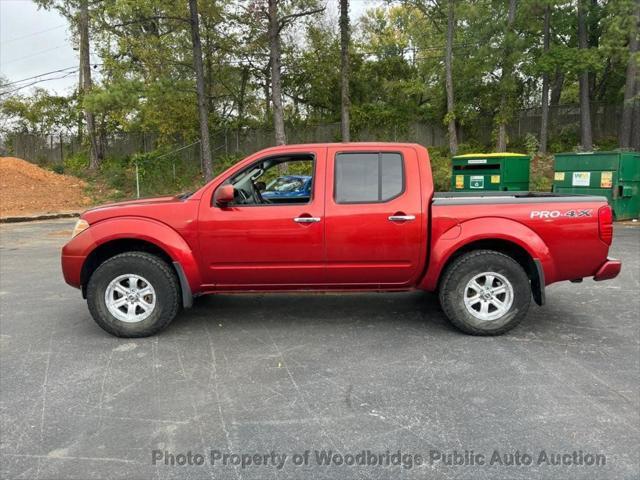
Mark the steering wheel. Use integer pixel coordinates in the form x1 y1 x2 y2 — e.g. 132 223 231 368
253 181 270 204
234 188 250 204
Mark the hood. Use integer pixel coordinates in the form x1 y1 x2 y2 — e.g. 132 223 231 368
87 195 179 210
81 195 191 224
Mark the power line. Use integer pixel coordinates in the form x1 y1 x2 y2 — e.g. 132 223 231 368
1 66 79 87
1 62 104 97
2 24 66 44
0 71 78 96
0 70 79 96
0 62 102 95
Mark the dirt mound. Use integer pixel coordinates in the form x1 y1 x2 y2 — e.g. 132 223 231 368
0 157 92 218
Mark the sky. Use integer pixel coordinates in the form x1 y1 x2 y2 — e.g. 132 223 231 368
1 0 85 95
0 0 381 97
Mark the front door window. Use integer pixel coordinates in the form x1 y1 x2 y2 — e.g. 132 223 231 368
225 156 314 206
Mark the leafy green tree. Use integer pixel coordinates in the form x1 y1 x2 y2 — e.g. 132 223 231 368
1 89 78 135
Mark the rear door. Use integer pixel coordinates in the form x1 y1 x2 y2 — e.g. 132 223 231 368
324 146 425 286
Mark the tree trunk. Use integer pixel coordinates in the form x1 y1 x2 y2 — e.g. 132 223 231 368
237 66 249 135
262 63 272 122
339 0 351 142
632 83 640 150
79 0 100 170
268 0 286 145
539 3 551 154
98 115 107 160
445 0 458 155
550 69 564 107
620 1 639 149
548 69 564 130
495 0 517 152
263 82 271 121
77 68 83 144
577 0 593 150
188 0 214 181
587 0 599 99
204 22 214 113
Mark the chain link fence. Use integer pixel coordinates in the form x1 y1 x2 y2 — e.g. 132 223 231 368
6 132 165 166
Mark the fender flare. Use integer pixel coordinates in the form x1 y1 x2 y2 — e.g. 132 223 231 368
76 217 202 297
420 217 556 300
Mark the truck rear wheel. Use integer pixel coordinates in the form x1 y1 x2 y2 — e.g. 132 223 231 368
439 250 531 335
86 252 180 337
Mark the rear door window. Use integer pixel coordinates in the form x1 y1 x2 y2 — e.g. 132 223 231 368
334 152 404 203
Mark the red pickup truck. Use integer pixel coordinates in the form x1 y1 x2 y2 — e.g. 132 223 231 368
61 143 621 337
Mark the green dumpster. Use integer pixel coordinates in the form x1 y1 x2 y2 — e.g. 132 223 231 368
552 151 640 220
451 153 530 191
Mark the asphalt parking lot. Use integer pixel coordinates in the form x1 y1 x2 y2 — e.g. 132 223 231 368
0 219 638 480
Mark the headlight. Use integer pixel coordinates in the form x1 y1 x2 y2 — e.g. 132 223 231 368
71 219 89 238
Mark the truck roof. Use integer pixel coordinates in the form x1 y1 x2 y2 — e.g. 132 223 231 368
255 142 426 153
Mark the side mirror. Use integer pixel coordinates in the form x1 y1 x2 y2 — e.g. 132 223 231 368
214 184 235 207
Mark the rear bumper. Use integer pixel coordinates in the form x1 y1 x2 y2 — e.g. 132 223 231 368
593 258 621 281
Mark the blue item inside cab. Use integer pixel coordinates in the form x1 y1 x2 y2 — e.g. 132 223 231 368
261 175 312 201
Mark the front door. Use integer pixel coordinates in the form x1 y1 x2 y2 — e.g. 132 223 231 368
198 149 326 288
324 146 424 286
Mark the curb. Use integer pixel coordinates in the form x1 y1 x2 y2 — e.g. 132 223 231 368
0 212 81 224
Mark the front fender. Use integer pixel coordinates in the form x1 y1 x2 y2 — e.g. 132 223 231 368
420 217 556 291
62 217 202 294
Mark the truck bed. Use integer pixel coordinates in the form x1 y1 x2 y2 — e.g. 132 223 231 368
426 190 612 290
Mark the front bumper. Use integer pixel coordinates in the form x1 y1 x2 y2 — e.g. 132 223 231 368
593 258 622 281
61 253 84 288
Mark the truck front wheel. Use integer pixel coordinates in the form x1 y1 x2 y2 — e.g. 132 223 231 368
86 252 180 337
439 250 531 335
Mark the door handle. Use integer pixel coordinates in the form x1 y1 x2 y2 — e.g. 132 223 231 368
294 216 321 223
388 215 415 222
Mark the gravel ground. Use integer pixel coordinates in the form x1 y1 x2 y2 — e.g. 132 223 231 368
0 219 638 480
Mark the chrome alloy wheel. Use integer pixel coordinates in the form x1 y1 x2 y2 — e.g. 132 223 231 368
105 274 156 323
463 272 514 321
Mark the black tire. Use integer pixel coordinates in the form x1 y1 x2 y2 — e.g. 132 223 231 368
86 252 180 337
438 250 531 336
